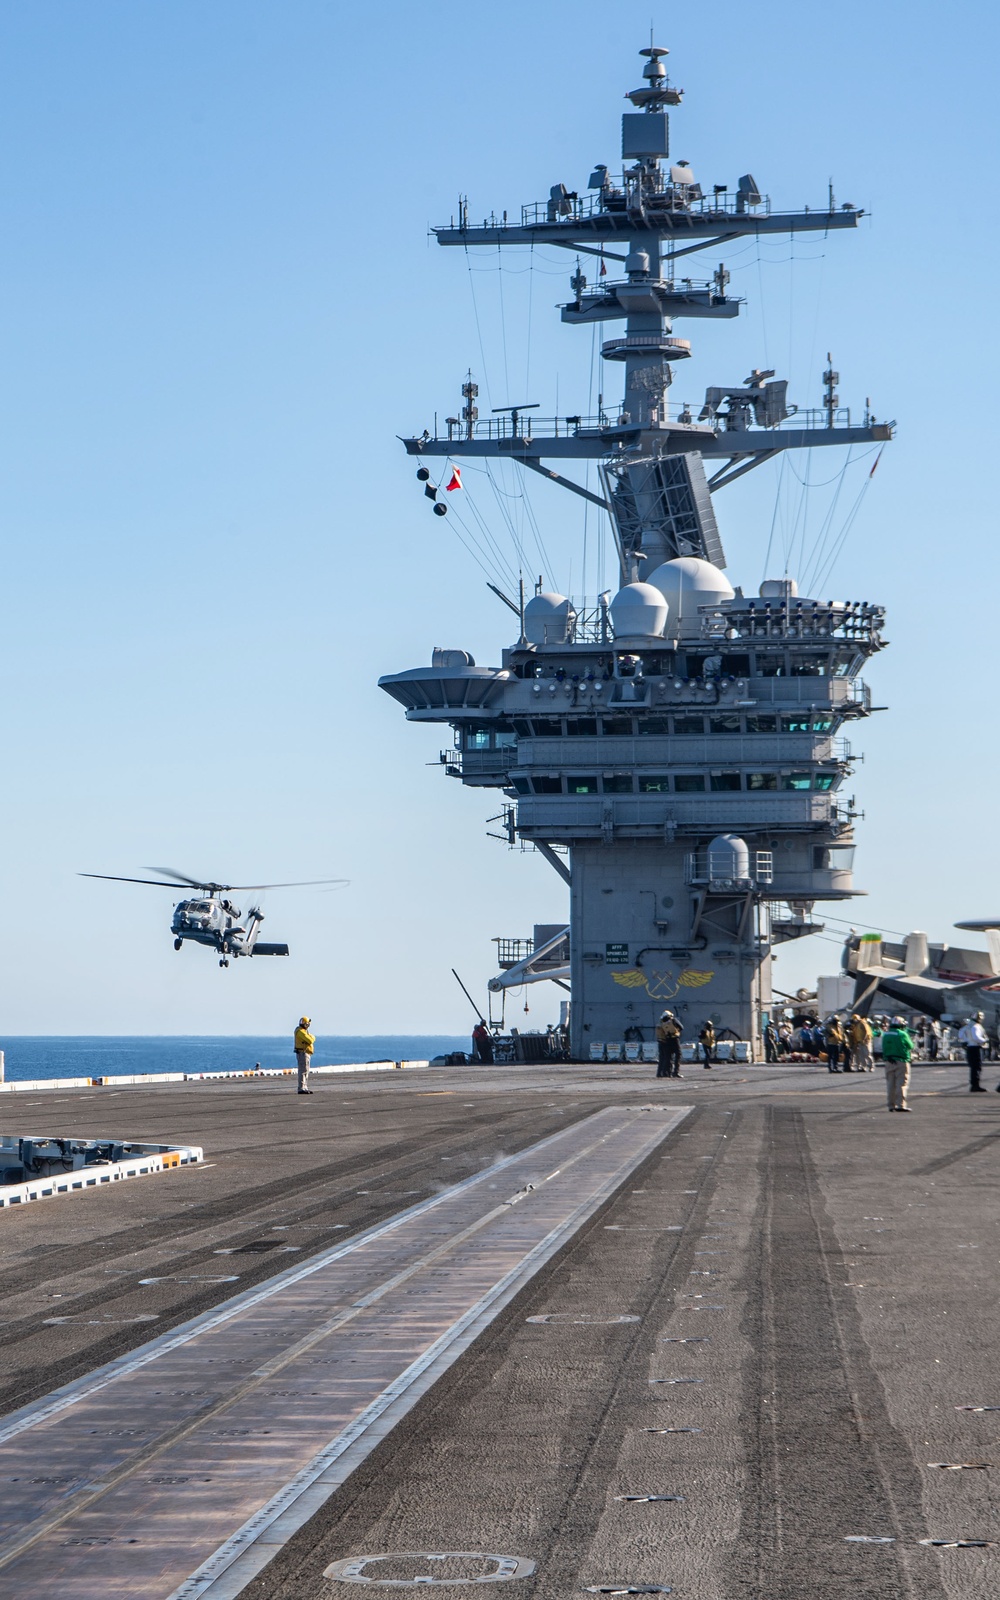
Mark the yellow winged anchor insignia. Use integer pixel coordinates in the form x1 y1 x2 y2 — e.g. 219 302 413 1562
610 968 648 989
612 967 714 998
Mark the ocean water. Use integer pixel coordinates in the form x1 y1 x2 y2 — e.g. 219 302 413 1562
0 1037 469 1083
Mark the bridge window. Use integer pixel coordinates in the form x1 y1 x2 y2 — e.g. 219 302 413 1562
601 715 635 735
495 729 518 749
673 774 705 792
464 728 492 750
757 654 786 676
783 772 812 790
746 772 779 790
781 715 812 733
745 714 777 733
790 654 829 677
531 775 562 794
709 714 741 734
511 777 531 795
709 772 741 791
639 775 672 793
720 653 751 676
602 774 634 793
567 776 599 794
531 718 562 735
814 773 835 791
673 715 705 734
638 715 671 735
811 714 835 731
565 717 598 736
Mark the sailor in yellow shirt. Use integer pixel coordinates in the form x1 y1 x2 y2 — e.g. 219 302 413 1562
294 1017 315 1095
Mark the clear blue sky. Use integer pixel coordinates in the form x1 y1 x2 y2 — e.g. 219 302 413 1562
0 0 995 1033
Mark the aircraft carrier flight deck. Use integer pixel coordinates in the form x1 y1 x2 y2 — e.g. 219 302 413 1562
0 1062 992 1600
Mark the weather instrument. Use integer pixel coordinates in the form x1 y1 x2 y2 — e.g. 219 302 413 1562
80 867 348 967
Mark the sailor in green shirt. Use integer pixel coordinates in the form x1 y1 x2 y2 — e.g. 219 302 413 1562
881 1016 914 1112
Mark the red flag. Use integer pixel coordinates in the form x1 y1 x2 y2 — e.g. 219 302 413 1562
599 256 607 276
446 467 463 491
869 447 884 478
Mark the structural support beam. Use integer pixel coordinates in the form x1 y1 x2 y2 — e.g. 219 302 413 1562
548 242 627 262
663 231 741 261
708 449 780 492
521 457 613 513
535 840 572 886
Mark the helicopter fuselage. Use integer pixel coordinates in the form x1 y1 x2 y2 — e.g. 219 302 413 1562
170 897 260 958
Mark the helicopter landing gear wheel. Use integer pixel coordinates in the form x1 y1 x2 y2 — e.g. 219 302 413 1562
174 939 183 951
219 958 229 968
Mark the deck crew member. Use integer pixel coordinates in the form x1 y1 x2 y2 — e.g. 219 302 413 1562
847 1013 874 1072
824 1015 846 1072
656 1010 682 1078
698 1020 715 1069
472 1020 494 1064
882 1016 914 1112
959 1012 988 1093
294 1016 315 1095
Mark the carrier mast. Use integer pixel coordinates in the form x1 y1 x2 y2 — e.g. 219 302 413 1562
380 40 893 1058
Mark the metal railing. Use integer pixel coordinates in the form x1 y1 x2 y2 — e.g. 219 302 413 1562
422 404 882 446
516 186 775 228
685 849 774 888
700 600 885 644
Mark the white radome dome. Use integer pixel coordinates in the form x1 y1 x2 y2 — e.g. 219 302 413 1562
609 581 668 641
523 592 575 645
645 557 734 639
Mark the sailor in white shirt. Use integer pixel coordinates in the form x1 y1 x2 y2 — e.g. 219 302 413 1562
958 1013 989 1093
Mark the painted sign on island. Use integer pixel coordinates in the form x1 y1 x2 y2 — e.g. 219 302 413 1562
605 943 630 965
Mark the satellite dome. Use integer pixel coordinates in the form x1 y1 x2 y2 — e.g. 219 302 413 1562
707 834 751 883
523 592 576 645
645 557 734 639
609 581 668 641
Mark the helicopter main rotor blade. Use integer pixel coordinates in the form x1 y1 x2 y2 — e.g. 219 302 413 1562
222 878 351 891
149 867 226 890
79 873 186 888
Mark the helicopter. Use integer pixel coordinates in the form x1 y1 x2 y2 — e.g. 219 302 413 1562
80 867 348 967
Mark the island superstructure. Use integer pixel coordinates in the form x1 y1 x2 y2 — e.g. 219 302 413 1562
380 40 893 1058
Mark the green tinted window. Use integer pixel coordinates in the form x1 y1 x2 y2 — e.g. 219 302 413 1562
783 773 812 791
814 773 835 791
567 776 599 794
639 776 671 793
811 715 834 732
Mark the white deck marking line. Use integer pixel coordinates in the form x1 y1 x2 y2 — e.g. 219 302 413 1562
170 1108 692 1600
0 1108 691 1599
0 1109 626 1449
0 1114 666 1572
